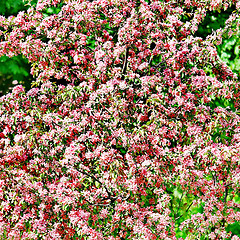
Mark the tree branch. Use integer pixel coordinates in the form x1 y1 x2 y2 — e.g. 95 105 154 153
175 201 193 221
176 192 184 218
224 185 228 203
121 47 129 80
79 169 114 200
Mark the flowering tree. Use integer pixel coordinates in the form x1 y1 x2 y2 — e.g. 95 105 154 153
0 0 240 239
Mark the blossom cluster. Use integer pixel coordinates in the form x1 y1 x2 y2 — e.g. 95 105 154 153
0 0 240 239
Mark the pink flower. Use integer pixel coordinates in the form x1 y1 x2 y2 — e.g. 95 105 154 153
12 85 25 95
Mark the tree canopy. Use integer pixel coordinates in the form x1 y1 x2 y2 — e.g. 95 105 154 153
0 0 240 239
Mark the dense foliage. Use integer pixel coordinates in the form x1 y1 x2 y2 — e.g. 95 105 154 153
0 0 240 239
0 1 239 96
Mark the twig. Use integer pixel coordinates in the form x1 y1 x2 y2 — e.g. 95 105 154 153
79 169 113 200
210 171 216 186
121 47 129 80
224 185 228 203
176 192 184 218
175 201 193 221
83 197 114 208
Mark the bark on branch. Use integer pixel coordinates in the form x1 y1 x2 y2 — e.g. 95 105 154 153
121 47 129 80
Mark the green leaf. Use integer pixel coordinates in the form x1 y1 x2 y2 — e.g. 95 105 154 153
226 222 240 236
95 181 100 188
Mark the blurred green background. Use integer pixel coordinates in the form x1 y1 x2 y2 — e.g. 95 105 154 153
0 1 239 96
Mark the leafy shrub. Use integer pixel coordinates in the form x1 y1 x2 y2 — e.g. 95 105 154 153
0 0 240 239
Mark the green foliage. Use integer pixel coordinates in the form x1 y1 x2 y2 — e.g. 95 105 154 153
0 56 29 78
226 222 240 237
226 193 240 237
216 36 240 77
197 7 236 38
208 96 236 111
0 0 26 17
196 6 240 78
42 4 63 18
0 55 32 96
